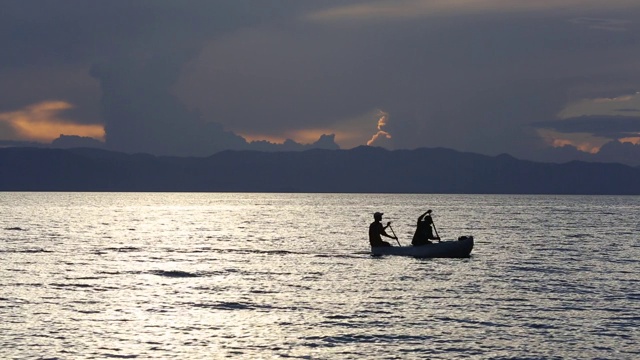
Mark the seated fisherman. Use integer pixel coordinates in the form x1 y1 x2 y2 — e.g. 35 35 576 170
369 212 396 247
412 210 441 246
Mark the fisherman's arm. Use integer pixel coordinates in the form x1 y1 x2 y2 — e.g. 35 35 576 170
380 222 397 239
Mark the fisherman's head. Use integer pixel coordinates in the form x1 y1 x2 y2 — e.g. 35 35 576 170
425 216 433 224
373 212 383 221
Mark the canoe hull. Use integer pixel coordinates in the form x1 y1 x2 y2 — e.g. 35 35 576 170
371 236 474 258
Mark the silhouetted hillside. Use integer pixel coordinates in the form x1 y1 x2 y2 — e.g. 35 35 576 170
1 146 639 194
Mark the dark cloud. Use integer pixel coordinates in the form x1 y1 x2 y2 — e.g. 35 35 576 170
528 140 640 166
0 1 338 155
90 54 337 155
0 1 310 68
532 115 640 140
2 1 640 163
596 140 640 166
79 1 311 155
177 5 640 158
569 17 632 32
249 134 339 152
51 135 105 149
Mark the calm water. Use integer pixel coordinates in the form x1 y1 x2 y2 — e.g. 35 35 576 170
1 192 639 359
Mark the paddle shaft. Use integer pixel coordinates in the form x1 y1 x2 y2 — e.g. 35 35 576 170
388 224 401 246
431 221 441 242
425 209 441 242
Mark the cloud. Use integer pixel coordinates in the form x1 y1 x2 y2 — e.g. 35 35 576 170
533 115 640 139
320 109 395 149
306 0 640 23
71 2 338 156
175 1 640 160
535 129 608 154
532 115 640 154
558 92 640 119
367 110 392 147
3 1 640 165
0 101 104 142
1 1 327 155
51 135 106 149
569 17 632 32
596 140 640 165
248 134 339 152
89 50 338 156
89 55 235 155
530 139 640 166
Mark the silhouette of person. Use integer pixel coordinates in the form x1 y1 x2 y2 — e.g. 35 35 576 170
412 210 440 246
369 212 396 247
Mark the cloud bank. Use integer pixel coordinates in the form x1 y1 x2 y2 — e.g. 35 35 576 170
2 1 640 164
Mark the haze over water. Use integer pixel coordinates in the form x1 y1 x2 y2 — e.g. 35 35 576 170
1 192 638 359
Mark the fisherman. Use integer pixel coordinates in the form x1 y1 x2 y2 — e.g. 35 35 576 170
412 210 440 246
369 212 396 247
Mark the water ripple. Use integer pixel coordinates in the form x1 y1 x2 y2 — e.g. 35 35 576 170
149 270 200 278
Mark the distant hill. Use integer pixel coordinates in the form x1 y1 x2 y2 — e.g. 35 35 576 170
1 146 639 194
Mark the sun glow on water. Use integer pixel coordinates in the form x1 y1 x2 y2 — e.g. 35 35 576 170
1 192 638 358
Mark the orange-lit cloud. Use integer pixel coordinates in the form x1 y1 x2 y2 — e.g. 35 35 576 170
619 136 640 145
237 109 394 149
367 110 392 146
240 128 377 149
0 101 105 142
307 0 640 23
537 128 607 153
284 129 335 144
242 128 356 148
240 129 334 145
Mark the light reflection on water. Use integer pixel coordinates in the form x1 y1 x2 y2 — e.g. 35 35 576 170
1 192 639 359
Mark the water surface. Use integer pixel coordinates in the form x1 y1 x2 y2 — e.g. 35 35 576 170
1 193 639 359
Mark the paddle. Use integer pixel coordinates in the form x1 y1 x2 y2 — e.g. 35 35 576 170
430 214 442 243
388 223 401 246
426 209 441 242
432 223 441 242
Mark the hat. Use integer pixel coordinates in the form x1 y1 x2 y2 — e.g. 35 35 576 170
374 212 383 218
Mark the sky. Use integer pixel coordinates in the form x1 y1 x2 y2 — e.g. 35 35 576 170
1 0 640 164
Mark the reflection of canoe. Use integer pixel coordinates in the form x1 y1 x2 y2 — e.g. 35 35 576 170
371 236 474 258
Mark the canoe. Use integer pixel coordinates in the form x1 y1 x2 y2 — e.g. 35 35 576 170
371 236 474 258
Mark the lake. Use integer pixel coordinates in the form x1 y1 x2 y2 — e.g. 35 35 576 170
1 192 639 359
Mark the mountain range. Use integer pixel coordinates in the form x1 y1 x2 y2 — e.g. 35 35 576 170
1 146 638 194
